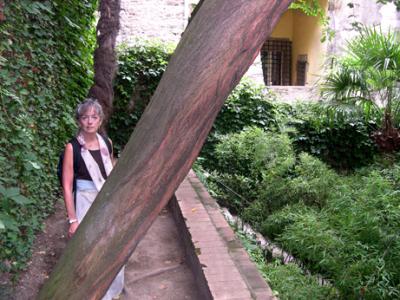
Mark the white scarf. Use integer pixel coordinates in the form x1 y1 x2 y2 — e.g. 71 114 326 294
76 132 113 192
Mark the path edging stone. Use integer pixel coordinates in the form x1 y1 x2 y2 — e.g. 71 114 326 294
170 170 276 300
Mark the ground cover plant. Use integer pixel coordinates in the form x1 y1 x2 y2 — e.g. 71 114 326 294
237 230 336 300
199 126 400 299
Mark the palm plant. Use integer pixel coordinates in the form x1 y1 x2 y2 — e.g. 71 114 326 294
321 27 400 151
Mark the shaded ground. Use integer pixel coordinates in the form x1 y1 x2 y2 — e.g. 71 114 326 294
0 200 68 300
1 200 201 299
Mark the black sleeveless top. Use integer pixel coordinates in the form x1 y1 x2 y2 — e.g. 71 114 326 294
76 149 108 181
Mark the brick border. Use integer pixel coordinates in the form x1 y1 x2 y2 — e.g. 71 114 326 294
170 170 275 299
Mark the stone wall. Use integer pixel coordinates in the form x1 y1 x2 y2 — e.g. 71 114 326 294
116 0 400 94
327 0 400 55
117 0 187 45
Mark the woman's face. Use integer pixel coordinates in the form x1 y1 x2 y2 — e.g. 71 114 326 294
78 106 102 134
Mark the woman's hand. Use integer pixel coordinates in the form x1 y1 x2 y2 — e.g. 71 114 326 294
68 222 79 238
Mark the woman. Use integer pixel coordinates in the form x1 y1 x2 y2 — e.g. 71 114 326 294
62 98 124 300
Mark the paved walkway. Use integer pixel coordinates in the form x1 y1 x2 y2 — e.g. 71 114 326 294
11 170 274 299
121 207 202 300
120 170 274 299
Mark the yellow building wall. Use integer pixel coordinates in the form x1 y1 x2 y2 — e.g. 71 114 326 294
271 10 293 39
268 0 328 85
292 0 328 85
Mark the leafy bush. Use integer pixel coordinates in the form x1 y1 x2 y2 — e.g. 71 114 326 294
321 27 400 152
208 128 296 217
200 118 400 298
199 80 280 170
205 172 256 215
264 261 336 300
290 103 378 169
108 41 173 155
0 0 97 273
244 153 338 228
237 230 336 300
214 127 295 178
260 203 312 239
290 153 339 208
273 168 400 299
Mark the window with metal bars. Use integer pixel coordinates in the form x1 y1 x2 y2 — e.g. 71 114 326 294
261 39 292 86
296 55 308 86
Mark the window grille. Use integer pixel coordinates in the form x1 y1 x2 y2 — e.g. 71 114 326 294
296 55 308 86
261 39 292 86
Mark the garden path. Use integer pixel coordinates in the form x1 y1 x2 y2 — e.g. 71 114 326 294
10 201 202 299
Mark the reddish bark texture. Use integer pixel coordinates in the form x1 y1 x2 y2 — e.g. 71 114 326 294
0 1 5 22
39 1 294 299
88 0 121 127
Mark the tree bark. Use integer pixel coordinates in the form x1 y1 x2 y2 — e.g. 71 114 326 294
39 0 293 299
88 0 121 128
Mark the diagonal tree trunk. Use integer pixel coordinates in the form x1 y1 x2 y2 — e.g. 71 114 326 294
88 0 121 128
39 1 293 299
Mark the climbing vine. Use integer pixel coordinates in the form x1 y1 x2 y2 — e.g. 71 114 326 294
376 0 400 10
0 0 97 274
289 0 334 42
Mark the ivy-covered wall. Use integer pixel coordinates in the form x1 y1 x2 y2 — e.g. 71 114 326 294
0 0 97 273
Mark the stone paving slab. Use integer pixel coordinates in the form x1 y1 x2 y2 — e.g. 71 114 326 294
121 208 202 300
173 170 276 300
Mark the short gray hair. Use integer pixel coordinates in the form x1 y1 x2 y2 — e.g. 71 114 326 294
75 98 104 120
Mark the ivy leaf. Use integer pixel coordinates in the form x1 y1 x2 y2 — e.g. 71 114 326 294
11 194 32 205
64 16 81 29
29 161 41 170
2 187 20 198
0 219 5 230
0 213 19 232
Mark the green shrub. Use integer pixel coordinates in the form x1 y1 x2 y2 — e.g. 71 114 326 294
202 121 400 298
199 80 280 170
290 153 338 208
273 168 400 299
290 103 378 169
245 153 337 227
214 128 295 179
260 203 313 239
108 41 173 155
209 128 296 216
238 230 336 300
265 261 336 300
205 173 256 215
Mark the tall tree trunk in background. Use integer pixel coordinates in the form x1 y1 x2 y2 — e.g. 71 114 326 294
88 0 121 128
38 0 293 299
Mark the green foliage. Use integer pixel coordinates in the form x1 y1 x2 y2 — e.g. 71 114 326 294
209 127 338 218
265 261 336 300
263 167 400 299
0 0 97 273
375 0 400 10
200 80 280 170
200 115 400 298
244 153 338 227
321 27 400 151
290 0 324 17
289 102 379 169
237 231 336 300
108 41 173 155
208 128 295 217
289 0 334 42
